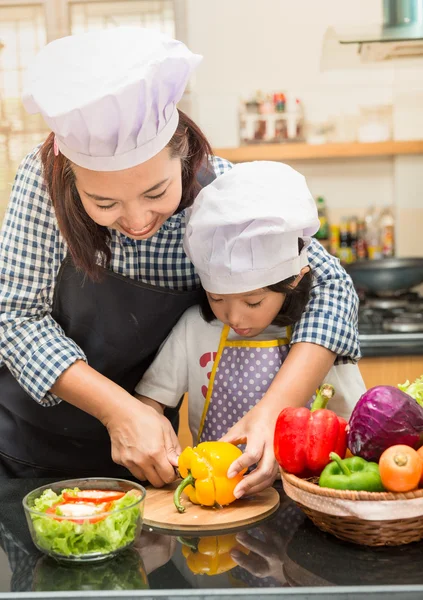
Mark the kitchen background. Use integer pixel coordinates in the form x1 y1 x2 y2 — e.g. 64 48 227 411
1 0 423 397
0 4 423 589
1 0 423 253
185 0 423 260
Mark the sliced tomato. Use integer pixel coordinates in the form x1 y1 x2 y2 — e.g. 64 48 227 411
46 501 112 524
46 503 63 516
62 489 125 504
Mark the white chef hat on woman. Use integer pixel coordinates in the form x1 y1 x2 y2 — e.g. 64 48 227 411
184 161 320 294
23 27 202 171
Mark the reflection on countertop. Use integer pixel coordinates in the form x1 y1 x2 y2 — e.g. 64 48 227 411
1 476 423 596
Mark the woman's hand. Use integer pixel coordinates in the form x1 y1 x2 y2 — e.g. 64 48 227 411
51 360 181 486
104 399 181 486
134 530 176 574
134 393 165 414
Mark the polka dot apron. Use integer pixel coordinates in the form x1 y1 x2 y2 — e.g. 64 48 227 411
198 324 291 443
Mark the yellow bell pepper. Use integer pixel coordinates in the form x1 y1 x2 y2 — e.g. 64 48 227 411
174 441 247 513
179 534 249 576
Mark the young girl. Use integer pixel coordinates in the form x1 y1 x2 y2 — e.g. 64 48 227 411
135 161 366 497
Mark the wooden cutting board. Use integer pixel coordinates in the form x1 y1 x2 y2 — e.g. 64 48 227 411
143 481 280 533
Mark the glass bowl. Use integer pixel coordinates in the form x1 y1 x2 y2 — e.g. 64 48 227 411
33 548 149 591
23 477 146 563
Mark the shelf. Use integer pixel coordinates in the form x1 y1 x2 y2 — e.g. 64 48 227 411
212 140 423 163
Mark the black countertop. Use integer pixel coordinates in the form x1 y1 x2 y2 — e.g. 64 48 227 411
1 478 423 599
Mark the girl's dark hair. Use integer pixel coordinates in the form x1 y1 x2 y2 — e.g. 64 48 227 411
39 110 213 281
199 239 313 328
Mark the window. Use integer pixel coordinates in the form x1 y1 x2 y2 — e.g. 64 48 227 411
70 0 175 36
0 4 47 221
0 4 46 132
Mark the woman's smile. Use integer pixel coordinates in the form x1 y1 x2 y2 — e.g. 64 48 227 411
117 219 158 239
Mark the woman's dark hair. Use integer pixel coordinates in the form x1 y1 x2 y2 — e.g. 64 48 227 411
39 110 213 281
199 239 313 328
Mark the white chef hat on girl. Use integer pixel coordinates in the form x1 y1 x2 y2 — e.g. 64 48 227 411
23 27 202 171
184 161 320 294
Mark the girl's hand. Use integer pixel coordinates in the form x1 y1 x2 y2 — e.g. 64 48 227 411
219 402 280 498
220 343 336 497
231 526 285 583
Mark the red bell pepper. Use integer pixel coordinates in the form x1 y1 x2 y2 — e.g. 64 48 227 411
274 384 347 476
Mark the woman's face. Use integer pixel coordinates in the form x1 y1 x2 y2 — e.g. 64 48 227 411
73 147 183 240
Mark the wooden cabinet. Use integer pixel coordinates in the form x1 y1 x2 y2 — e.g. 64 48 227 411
359 356 423 389
213 141 423 163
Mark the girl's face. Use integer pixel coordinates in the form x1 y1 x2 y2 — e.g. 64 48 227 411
73 147 182 240
206 288 285 338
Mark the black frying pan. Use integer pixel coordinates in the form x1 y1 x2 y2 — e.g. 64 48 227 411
345 258 423 296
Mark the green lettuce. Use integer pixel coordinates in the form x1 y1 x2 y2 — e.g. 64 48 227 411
29 488 141 557
398 374 423 408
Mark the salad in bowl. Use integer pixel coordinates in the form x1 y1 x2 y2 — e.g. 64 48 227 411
23 478 145 562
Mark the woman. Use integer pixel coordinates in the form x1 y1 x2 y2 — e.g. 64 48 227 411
0 27 360 487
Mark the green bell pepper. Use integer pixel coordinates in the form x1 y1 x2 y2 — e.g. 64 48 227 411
318 452 385 492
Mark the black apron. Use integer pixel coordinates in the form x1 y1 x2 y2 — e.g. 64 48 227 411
0 168 215 478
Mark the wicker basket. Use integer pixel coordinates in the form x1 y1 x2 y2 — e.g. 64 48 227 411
281 470 423 547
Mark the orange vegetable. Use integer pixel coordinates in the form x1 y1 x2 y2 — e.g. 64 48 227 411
379 445 422 492
417 447 423 486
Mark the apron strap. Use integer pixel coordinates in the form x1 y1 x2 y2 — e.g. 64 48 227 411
197 325 230 443
197 324 291 443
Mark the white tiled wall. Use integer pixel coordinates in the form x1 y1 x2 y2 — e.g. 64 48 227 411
185 0 423 144
1 0 422 256
184 0 423 257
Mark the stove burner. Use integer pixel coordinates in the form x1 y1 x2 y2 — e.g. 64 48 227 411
359 290 423 336
383 314 423 334
364 291 423 306
365 297 409 310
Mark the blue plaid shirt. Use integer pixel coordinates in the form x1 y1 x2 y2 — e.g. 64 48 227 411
0 147 361 407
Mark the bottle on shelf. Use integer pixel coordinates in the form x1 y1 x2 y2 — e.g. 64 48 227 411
259 94 274 115
314 196 330 240
349 217 358 262
356 219 367 260
329 224 340 258
379 205 395 258
273 92 286 113
338 217 354 264
364 205 382 260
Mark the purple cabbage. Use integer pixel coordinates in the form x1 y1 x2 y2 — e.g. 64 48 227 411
347 385 423 462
